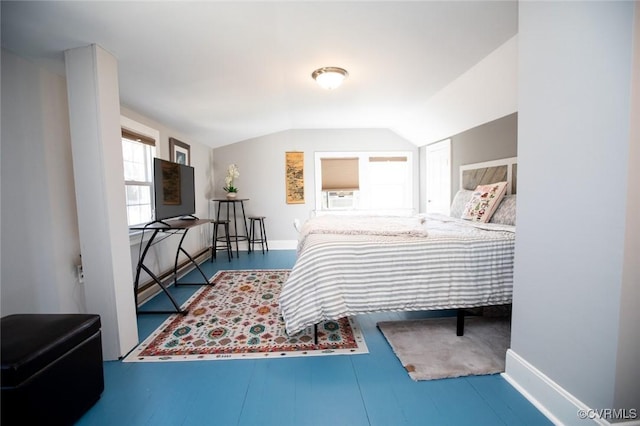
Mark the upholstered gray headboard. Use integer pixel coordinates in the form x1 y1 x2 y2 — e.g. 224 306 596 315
460 157 517 195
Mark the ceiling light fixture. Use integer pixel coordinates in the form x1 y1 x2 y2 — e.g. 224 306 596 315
312 67 349 90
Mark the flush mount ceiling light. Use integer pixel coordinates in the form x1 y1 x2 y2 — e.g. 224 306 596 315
311 67 349 90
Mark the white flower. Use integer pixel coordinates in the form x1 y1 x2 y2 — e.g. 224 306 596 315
227 164 239 179
223 163 239 192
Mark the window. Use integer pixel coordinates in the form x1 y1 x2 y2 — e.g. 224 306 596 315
315 151 413 214
320 158 359 191
122 128 156 227
367 156 410 210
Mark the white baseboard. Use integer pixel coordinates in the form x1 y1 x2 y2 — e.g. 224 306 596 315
233 239 297 251
502 349 640 426
264 240 297 250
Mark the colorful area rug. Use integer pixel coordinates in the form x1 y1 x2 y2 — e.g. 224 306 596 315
124 270 367 362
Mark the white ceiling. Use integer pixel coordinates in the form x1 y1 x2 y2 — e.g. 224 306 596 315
1 1 518 148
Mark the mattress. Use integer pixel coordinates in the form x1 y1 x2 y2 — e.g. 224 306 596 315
279 214 515 335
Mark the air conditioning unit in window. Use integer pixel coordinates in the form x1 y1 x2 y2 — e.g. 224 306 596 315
326 191 358 210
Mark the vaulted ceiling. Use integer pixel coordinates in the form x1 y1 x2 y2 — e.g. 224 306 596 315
1 1 518 148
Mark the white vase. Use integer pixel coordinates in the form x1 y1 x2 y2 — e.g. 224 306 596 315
226 192 237 199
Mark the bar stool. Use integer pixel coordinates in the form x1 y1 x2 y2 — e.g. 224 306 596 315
211 220 232 261
248 216 269 254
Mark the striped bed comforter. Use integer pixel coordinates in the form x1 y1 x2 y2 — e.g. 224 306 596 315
279 214 515 336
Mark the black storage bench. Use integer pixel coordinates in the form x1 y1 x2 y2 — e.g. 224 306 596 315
1 314 104 426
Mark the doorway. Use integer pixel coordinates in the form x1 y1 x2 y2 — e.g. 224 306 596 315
425 139 451 215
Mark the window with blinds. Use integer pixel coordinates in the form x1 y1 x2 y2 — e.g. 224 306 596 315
320 158 359 190
122 128 156 226
315 152 413 213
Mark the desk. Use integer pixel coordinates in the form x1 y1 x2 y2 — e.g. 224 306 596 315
212 198 250 257
131 218 212 315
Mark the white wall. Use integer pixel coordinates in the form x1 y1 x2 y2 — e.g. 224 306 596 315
615 2 640 413
1 49 84 314
0 48 214 324
212 129 418 246
65 44 139 359
507 1 638 421
394 35 518 147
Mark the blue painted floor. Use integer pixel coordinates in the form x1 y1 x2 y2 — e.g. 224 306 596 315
78 250 552 426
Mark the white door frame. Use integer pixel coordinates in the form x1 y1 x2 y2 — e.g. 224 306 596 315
425 139 451 214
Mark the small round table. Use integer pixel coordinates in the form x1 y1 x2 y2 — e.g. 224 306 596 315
212 198 251 256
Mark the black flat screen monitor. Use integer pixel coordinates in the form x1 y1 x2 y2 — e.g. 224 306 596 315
153 158 196 222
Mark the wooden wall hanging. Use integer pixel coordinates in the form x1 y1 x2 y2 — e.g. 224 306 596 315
285 152 305 204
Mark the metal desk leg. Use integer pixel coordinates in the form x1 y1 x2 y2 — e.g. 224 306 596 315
134 229 187 315
173 229 210 286
134 229 159 308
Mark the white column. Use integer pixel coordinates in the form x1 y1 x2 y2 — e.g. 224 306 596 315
64 44 138 360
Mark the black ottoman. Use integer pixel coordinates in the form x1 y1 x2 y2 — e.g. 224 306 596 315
1 314 104 426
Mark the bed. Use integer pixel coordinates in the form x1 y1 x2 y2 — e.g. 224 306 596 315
279 158 518 337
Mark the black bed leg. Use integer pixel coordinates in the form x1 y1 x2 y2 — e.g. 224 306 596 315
456 309 465 336
314 323 318 345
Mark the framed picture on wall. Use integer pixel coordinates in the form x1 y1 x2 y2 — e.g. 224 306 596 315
286 151 305 204
169 137 190 165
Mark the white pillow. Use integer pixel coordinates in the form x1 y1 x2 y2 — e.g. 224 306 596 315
450 189 474 218
490 195 517 226
461 182 508 223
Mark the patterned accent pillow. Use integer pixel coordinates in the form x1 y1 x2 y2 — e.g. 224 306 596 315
490 195 517 226
450 189 474 218
461 182 508 223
